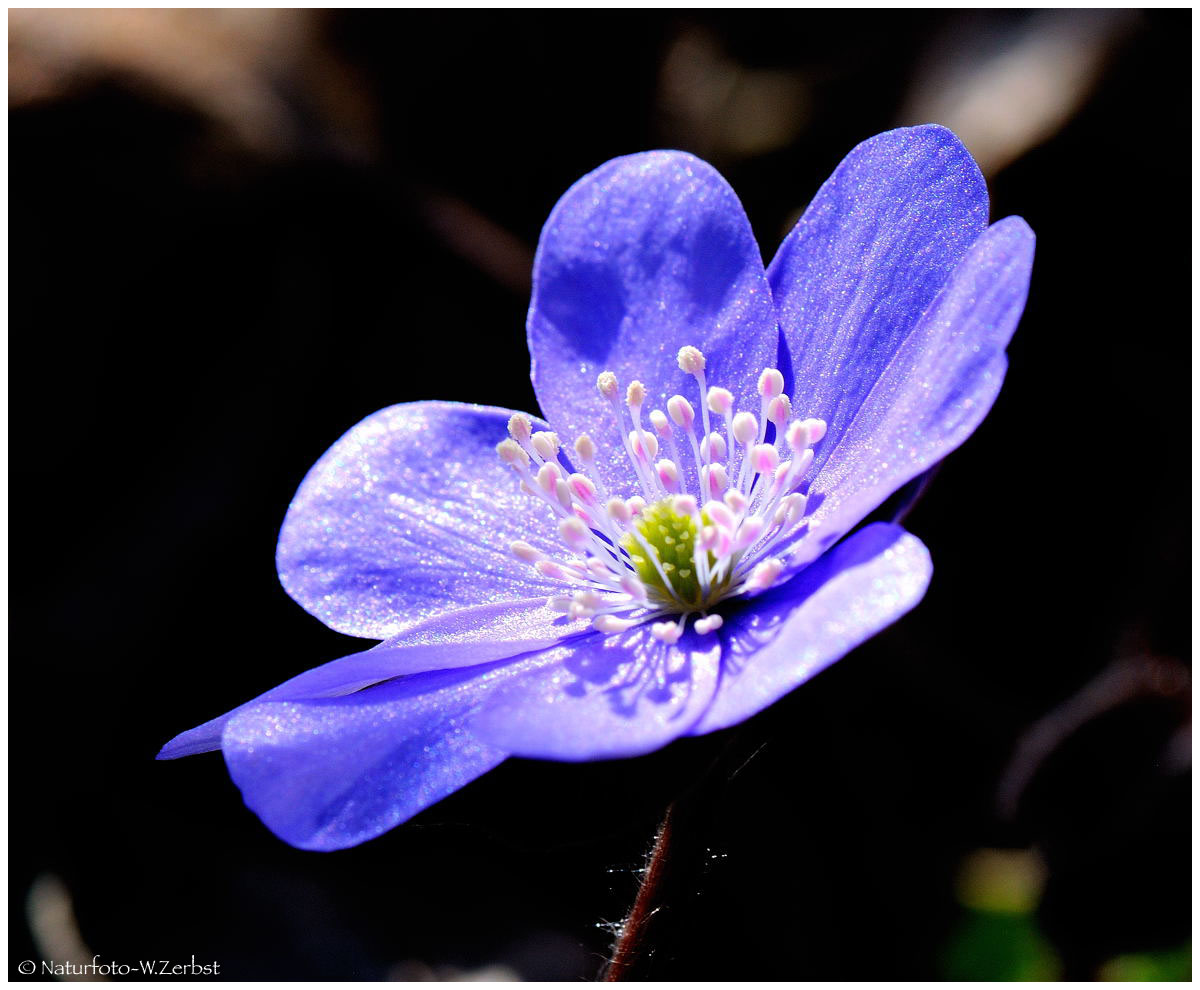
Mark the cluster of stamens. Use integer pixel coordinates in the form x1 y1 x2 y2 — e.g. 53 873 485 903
496 345 826 642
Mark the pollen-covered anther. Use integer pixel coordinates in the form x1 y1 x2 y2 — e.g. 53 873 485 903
496 438 529 466
574 433 596 463
758 368 785 398
596 371 620 399
626 380 647 409
508 413 532 443
677 345 706 375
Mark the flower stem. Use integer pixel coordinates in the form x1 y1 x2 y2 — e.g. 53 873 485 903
601 801 678 981
601 727 765 980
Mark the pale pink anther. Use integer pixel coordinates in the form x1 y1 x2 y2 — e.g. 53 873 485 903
732 411 758 446
656 459 681 493
606 497 631 524
594 615 639 634
767 395 791 426
704 500 735 532
649 409 672 437
536 461 561 493
627 495 647 516
673 494 698 517
750 443 780 475
700 432 727 463
531 431 560 460
697 525 719 552
510 540 542 563
702 462 729 498
619 573 648 600
536 560 568 580
629 430 659 461
667 395 695 430
743 558 783 594
758 368 785 398
568 473 598 505
785 493 808 525
802 418 827 444
733 516 765 551
555 479 573 510
723 489 748 515
558 516 590 551
694 614 724 635
786 419 811 449
707 387 733 416
651 621 683 644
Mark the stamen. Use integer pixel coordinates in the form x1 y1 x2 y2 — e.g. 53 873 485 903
510 541 542 563
503 351 828 639
508 413 533 444
531 431 560 461
758 368 784 398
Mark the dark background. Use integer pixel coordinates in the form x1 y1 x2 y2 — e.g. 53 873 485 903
10 10 1190 981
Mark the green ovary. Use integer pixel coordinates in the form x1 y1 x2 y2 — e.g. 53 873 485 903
620 499 730 608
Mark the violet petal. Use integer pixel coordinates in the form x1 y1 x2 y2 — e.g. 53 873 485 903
690 523 932 736
527 150 778 488
276 401 564 639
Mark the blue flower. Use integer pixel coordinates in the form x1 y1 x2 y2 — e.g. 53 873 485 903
159 125 1034 851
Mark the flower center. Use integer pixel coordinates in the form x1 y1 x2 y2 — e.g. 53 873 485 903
620 500 731 609
496 344 826 642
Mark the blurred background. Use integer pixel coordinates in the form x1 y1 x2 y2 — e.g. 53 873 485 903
9 9 1190 981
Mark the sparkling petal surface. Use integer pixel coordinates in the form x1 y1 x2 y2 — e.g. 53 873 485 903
470 626 722 761
768 124 989 465
157 597 591 759
222 664 517 851
277 401 565 639
786 216 1035 569
527 150 779 489
690 523 932 735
